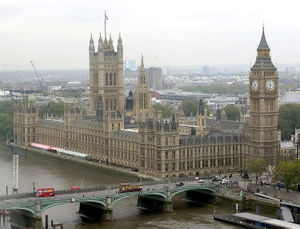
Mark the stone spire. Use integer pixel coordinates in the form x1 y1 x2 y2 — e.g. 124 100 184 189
138 55 147 85
198 99 205 115
89 33 94 53
252 27 275 70
118 33 122 45
109 34 114 51
117 33 123 60
257 27 270 51
98 33 103 51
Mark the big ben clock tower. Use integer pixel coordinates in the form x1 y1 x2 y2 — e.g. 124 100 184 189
249 27 280 165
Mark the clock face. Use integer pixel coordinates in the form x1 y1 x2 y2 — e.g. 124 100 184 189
251 80 258 92
265 79 275 91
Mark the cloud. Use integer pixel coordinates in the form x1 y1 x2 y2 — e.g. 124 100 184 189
1 0 300 70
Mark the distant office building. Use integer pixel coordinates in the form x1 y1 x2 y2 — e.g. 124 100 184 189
123 60 127 70
145 67 162 89
128 60 137 71
202 65 210 75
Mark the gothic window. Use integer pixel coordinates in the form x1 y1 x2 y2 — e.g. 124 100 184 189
139 94 143 109
165 137 168 145
144 93 147 108
165 163 169 171
110 73 112 85
114 98 117 110
105 99 108 111
94 72 98 87
106 73 108 85
114 73 116 85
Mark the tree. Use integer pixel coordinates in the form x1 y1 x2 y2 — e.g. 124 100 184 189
224 104 240 121
278 104 300 140
179 100 198 117
274 159 300 192
39 101 64 117
152 104 172 118
246 158 267 185
182 83 248 95
0 101 14 141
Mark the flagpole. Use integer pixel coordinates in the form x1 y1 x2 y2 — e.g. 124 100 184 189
104 11 106 38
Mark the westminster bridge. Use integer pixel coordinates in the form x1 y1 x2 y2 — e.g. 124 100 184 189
0 177 217 228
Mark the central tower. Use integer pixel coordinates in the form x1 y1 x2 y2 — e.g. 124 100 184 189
133 56 153 122
249 27 279 165
89 33 124 130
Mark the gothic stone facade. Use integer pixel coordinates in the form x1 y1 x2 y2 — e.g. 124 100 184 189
13 29 278 178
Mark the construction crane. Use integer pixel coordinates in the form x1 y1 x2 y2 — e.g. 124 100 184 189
9 134 19 194
30 60 44 91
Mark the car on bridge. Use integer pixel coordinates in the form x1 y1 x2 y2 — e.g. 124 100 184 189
175 182 184 187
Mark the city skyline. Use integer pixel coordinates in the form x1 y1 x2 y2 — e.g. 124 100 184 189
1 0 300 70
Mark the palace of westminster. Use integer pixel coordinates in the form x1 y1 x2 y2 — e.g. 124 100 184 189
14 27 282 178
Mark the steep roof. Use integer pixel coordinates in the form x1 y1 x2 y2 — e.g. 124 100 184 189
257 28 270 51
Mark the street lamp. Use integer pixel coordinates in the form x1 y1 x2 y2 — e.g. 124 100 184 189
296 139 300 159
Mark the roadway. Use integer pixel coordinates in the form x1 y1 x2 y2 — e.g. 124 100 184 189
0 178 211 208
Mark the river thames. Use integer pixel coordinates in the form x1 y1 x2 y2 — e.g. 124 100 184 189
0 144 238 229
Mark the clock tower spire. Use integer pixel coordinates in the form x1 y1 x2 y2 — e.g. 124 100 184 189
249 27 280 165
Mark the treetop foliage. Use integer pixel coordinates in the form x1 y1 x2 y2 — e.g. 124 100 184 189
278 104 300 140
224 104 240 121
274 159 300 191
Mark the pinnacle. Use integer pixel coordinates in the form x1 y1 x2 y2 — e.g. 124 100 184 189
257 27 270 51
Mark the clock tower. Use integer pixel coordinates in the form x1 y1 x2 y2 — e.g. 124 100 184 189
249 27 280 165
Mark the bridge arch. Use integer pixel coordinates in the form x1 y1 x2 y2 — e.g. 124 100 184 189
170 186 216 199
8 207 35 215
111 192 167 207
41 199 107 214
140 192 167 201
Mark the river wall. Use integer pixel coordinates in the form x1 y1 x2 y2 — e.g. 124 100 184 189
12 144 158 181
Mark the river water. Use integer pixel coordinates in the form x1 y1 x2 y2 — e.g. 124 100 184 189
0 145 238 229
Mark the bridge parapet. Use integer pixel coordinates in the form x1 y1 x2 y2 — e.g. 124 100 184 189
0 181 217 226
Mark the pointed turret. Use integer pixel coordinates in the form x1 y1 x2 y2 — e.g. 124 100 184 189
257 27 270 51
251 27 275 70
141 55 144 68
138 55 147 85
98 33 103 51
118 33 122 46
117 33 123 60
109 34 114 51
89 33 95 54
198 99 205 115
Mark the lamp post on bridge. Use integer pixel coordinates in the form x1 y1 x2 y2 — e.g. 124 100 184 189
296 139 300 159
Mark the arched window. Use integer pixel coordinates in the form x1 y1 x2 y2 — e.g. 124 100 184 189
114 73 116 85
110 73 112 85
105 73 108 85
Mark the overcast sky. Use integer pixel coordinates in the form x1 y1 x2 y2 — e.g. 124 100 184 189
1 0 300 70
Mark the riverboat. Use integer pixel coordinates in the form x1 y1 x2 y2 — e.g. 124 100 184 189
214 212 300 229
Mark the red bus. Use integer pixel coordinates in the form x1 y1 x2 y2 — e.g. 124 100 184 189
71 186 80 190
36 188 55 197
119 183 142 193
